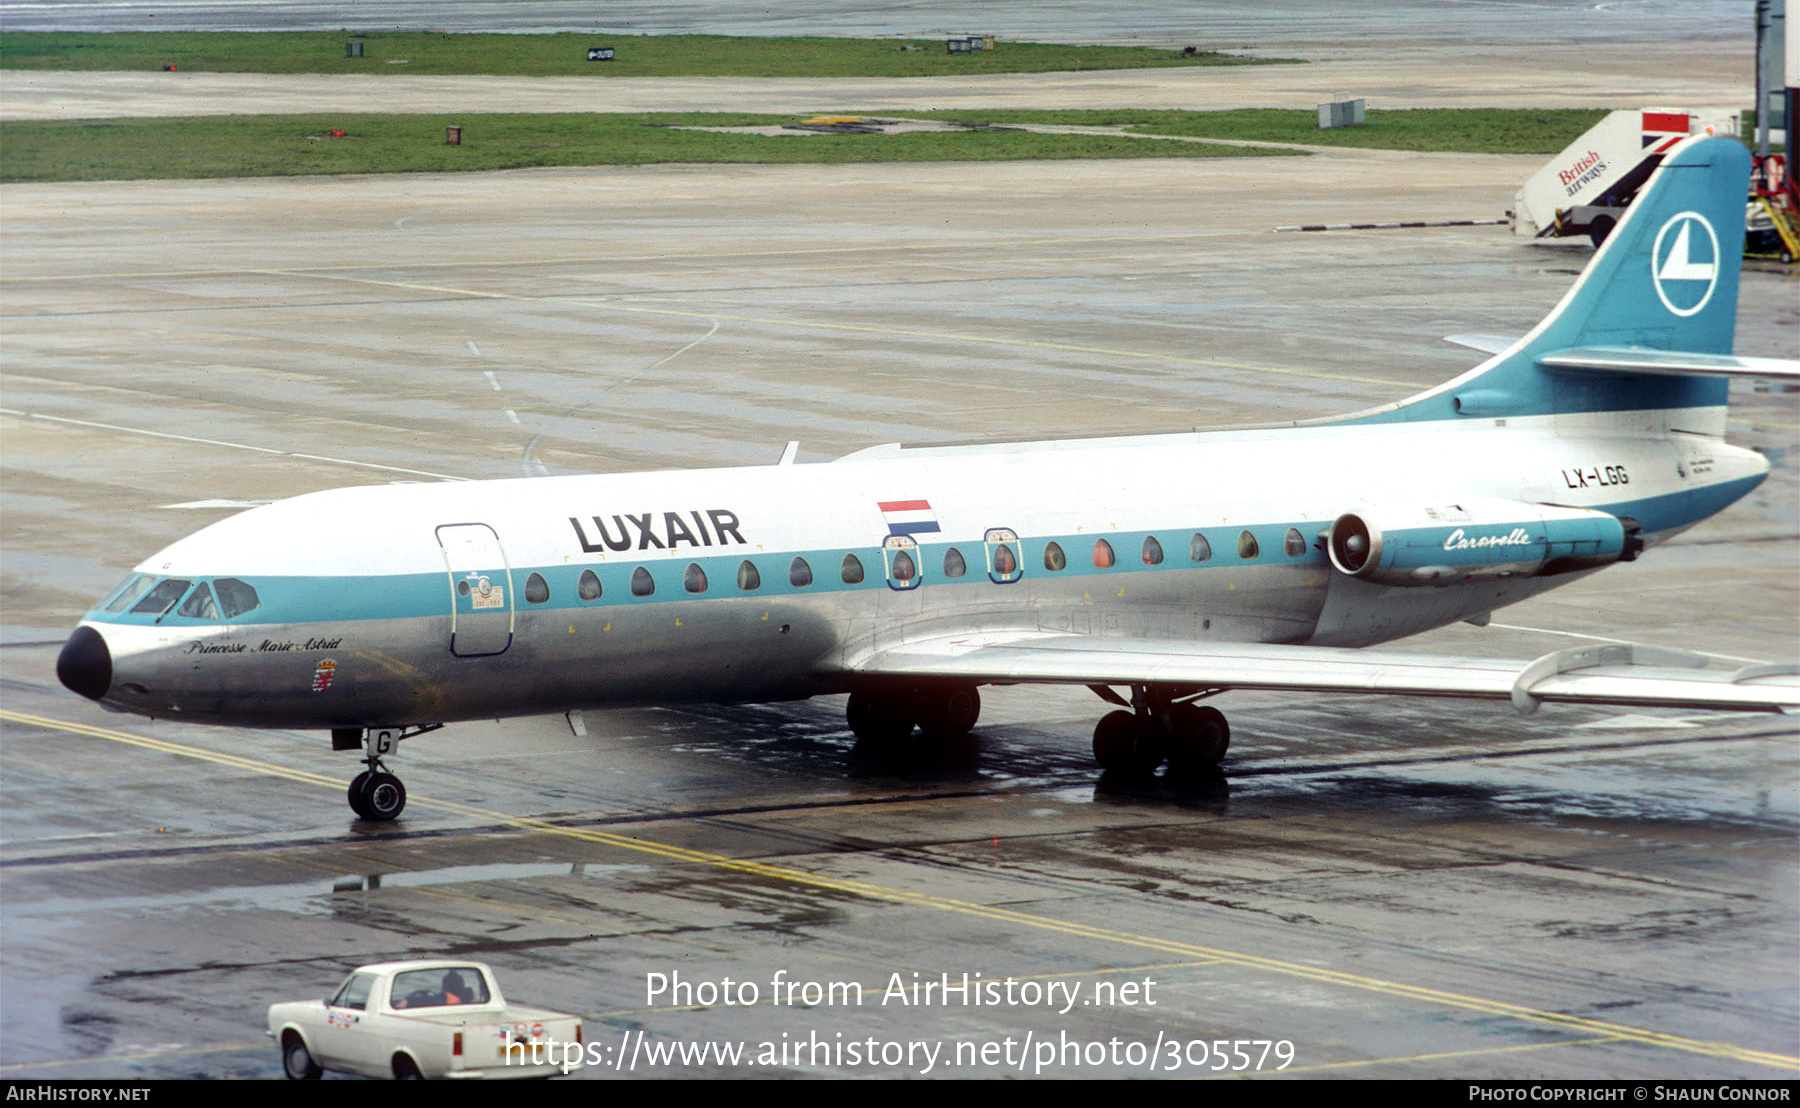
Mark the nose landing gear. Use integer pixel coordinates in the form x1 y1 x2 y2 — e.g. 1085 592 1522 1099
332 725 440 821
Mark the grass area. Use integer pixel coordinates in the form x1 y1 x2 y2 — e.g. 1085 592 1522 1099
0 31 1284 77
928 108 1615 154
0 113 1299 183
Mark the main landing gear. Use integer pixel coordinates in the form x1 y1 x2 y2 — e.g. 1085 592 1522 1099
331 725 441 821
1090 685 1230 778
845 684 982 748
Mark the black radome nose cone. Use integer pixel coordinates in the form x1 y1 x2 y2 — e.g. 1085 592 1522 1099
57 625 112 700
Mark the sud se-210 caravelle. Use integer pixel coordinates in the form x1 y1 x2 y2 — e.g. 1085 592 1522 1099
55 135 1800 820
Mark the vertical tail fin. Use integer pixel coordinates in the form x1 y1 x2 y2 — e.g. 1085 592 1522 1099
1340 134 1750 428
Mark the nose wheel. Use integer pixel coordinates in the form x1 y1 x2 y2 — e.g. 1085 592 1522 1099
335 725 438 821
348 769 408 821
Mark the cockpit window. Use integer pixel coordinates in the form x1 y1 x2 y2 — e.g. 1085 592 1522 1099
212 578 260 619
101 574 156 614
177 583 218 619
131 578 192 616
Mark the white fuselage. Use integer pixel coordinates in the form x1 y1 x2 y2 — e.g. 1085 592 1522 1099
72 409 1766 730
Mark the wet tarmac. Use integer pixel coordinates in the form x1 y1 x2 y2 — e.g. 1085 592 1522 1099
1 13 1798 1081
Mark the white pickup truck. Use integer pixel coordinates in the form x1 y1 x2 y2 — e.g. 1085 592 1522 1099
267 960 584 1079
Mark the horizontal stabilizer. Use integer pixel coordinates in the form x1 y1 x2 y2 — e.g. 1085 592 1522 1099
1443 333 1519 355
1538 346 1800 381
842 634 1800 715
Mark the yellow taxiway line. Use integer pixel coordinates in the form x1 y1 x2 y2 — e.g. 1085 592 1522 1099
4 707 1794 1074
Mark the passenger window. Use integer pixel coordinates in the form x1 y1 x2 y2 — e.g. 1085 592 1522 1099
177 583 218 619
213 577 259 619
789 557 813 588
131 578 193 617
883 534 920 590
525 572 550 604
1285 527 1307 557
1142 536 1164 566
737 560 761 591
943 548 967 578
1043 541 1067 571
984 528 1022 584
1238 530 1259 559
631 566 655 596
101 573 155 614
578 569 602 600
684 563 708 593
840 554 865 585
1093 539 1115 569
1189 533 1212 563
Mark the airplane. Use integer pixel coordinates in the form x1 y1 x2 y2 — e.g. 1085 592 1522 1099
54 134 1800 821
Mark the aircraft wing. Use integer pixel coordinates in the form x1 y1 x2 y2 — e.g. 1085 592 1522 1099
842 633 1800 714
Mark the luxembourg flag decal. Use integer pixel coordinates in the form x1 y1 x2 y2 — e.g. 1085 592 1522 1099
878 499 941 536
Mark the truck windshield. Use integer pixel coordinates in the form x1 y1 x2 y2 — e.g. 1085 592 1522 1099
390 967 490 1009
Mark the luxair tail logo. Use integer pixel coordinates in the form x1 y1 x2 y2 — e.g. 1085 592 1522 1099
1650 211 1718 318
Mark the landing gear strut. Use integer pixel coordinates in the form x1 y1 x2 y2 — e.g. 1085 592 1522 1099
332 725 440 821
1091 685 1229 777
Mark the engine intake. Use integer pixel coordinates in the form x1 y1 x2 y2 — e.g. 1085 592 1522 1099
1326 499 1635 587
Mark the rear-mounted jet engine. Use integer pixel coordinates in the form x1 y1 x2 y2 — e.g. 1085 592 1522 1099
1326 499 1644 586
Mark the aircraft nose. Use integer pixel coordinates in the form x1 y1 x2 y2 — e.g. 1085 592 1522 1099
56 625 112 701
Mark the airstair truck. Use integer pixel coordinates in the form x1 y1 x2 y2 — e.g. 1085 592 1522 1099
1512 109 1738 246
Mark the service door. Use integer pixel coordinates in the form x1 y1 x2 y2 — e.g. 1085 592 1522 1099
436 523 514 657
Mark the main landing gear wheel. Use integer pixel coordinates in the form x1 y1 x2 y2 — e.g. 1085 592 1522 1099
848 686 983 741
1093 696 1231 778
847 686 982 760
1165 704 1230 777
847 691 915 746
917 685 980 740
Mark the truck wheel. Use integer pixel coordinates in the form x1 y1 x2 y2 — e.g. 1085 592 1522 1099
282 1034 322 1080
1588 215 1615 248
393 1055 423 1080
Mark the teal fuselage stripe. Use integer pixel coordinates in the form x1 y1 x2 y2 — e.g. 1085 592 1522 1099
87 477 1760 630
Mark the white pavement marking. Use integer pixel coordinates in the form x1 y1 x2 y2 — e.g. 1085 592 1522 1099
0 408 469 482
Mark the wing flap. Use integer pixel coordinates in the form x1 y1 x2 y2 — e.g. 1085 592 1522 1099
843 634 1800 714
